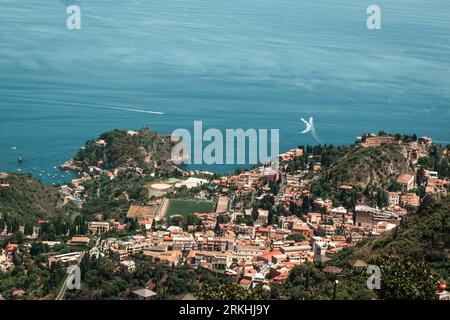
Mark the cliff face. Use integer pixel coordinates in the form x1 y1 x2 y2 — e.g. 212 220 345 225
72 128 176 174
0 173 68 224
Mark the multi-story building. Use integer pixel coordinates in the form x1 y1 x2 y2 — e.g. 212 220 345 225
396 174 416 191
192 237 234 252
233 245 266 262
88 221 110 234
388 192 400 206
354 205 401 229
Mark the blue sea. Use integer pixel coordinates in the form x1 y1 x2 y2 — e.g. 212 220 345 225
1 0 449 184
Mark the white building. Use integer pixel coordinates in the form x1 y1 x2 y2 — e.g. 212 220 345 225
388 192 400 206
175 177 208 189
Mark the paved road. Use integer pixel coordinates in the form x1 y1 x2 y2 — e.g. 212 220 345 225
55 238 100 300
55 255 83 300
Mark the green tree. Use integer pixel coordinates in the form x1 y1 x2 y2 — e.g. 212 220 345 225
251 205 259 221
195 283 265 300
286 234 306 242
30 242 49 256
370 255 438 300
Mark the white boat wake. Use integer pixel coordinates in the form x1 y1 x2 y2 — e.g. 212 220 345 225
3 95 165 115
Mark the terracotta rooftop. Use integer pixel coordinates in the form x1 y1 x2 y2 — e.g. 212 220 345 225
351 260 368 268
240 279 252 285
258 250 283 261
323 266 343 274
396 173 414 184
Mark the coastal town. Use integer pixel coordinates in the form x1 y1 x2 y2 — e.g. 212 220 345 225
1 130 449 300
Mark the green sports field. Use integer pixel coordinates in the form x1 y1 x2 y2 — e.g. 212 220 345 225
166 199 215 217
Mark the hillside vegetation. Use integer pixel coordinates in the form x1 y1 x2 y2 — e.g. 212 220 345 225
0 173 72 224
324 144 410 189
79 172 154 222
274 196 450 300
307 143 414 205
336 195 450 282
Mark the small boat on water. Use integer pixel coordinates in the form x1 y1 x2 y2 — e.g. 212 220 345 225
17 157 23 163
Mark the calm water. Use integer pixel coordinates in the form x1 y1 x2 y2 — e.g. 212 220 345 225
1 0 449 184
